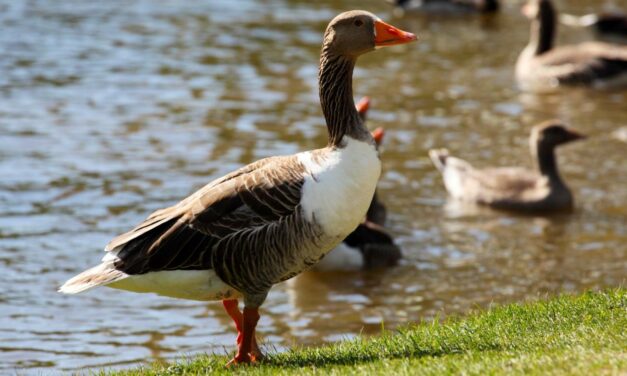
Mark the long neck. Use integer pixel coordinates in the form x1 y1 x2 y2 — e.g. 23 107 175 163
318 48 367 147
533 143 563 185
529 1 556 55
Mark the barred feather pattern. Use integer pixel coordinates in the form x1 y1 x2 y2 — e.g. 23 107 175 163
108 154 327 305
318 45 369 146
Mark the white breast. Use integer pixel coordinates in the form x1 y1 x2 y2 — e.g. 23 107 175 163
298 136 381 240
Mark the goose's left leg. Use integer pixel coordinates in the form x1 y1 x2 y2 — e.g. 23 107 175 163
222 299 264 364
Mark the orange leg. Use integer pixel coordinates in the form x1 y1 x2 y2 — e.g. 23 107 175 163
222 300 264 365
222 299 243 345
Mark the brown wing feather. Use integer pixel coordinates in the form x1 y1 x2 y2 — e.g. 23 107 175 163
105 157 286 252
464 167 547 205
106 155 306 279
441 156 540 198
473 167 540 192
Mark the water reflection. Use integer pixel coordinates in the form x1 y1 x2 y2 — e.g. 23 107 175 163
0 0 625 373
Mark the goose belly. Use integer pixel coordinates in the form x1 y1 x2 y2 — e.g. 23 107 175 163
298 137 381 249
107 269 241 301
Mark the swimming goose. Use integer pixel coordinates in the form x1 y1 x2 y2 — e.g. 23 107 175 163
516 0 627 92
429 120 585 212
314 125 402 272
560 11 627 39
59 10 417 366
389 0 499 14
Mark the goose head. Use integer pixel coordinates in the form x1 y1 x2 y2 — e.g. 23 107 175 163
319 11 416 146
356 96 371 122
531 121 586 151
355 97 385 147
528 120 584 181
371 127 385 147
323 10 417 58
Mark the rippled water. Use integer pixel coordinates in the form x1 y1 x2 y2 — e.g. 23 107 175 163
1 0 626 373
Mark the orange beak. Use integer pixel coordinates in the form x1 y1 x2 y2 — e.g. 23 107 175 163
371 127 385 146
374 19 418 47
356 96 370 115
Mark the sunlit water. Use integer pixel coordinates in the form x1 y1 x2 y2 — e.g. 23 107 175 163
0 0 625 373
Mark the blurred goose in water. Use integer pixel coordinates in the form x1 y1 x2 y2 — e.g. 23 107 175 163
516 0 627 92
58 11 417 366
560 11 627 39
429 120 585 212
313 101 401 271
355 96 388 225
313 219 401 271
389 0 499 14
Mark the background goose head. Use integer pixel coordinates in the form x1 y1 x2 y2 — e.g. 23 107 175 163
530 121 586 151
371 127 385 147
522 0 556 55
356 96 370 122
529 120 585 177
355 96 385 147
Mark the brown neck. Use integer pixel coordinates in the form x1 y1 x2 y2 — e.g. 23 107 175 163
318 47 368 147
530 1 556 55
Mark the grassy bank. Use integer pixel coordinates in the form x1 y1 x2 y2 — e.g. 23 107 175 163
107 289 626 375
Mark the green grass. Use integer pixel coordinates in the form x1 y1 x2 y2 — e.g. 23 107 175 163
106 289 626 375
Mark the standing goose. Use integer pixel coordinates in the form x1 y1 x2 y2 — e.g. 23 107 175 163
59 10 417 366
429 121 585 212
516 0 627 92
389 0 499 14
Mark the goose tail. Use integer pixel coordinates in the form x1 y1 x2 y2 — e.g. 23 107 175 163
429 148 450 172
59 263 127 294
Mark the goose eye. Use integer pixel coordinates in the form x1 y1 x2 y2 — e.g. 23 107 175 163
354 19 363 27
